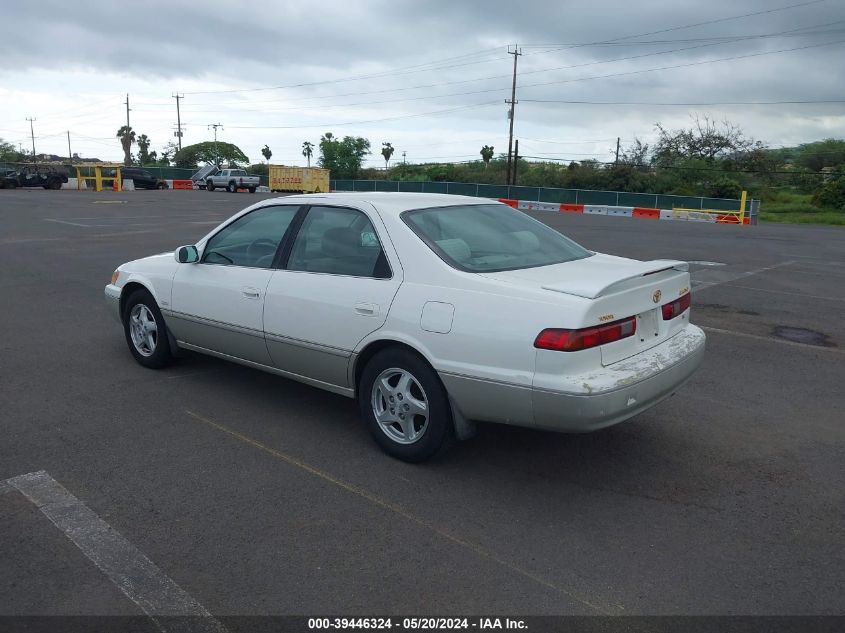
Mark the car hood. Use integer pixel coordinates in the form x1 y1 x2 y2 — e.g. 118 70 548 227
479 253 688 299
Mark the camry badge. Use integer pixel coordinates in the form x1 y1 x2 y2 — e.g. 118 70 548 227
652 290 662 303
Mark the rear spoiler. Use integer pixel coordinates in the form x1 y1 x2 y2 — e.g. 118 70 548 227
542 260 688 299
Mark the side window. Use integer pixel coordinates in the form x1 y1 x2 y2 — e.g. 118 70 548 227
202 206 299 268
287 206 390 278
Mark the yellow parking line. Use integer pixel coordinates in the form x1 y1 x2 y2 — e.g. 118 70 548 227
184 409 616 615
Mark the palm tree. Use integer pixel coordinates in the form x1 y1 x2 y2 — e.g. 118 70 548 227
261 144 272 163
302 141 314 167
381 142 394 170
116 125 135 167
480 145 494 168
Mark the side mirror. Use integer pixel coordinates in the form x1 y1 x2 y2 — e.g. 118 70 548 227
175 245 199 263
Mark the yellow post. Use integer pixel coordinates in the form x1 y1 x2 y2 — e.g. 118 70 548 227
115 167 122 192
76 166 82 190
94 165 102 192
739 190 747 225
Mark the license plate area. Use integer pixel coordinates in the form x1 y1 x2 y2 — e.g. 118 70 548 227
636 308 661 347
600 307 661 366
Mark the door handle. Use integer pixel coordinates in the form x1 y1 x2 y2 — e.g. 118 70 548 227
355 302 378 316
242 286 261 299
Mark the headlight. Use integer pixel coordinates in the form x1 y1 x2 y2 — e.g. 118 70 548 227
111 270 120 284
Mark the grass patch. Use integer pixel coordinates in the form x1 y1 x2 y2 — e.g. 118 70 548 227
758 192 845 225
760 211 845 226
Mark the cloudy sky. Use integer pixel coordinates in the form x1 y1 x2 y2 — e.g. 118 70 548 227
2 0 844 167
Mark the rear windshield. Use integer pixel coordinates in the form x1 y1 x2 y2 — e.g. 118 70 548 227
230 170 247 176
402 204 592 273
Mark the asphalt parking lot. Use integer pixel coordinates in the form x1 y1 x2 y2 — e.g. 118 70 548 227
1 189 843 618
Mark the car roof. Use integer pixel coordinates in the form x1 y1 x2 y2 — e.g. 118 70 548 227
269 192 496 214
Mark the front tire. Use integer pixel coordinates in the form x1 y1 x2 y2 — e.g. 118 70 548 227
358 348 452 462
207 181 215 192
122 289 172 369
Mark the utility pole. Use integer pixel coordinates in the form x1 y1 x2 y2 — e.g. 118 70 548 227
512 139 519 186
26 118 36 158
208 123 223 166
505 44 522 186
124 94 131 130
173 93 184 150
402 151 406 165
67 131 72 163
615 137 621 165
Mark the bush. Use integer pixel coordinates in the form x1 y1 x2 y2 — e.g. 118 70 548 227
709 177 742 199
812 177 845 209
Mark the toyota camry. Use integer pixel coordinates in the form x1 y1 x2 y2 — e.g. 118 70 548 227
105 193 705 461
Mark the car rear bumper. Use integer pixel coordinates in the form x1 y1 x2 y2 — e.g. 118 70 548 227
104 284 121 323
532 324 705 432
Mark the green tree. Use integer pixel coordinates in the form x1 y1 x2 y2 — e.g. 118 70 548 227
302 141 314 167
318 133 370 179
116 125 135 167
0 137 23 162
137 134 151 165
480 145 495 167
173 141 249 169
812 175 845 209
261 144 272 163
159 141 179 166
652 115 764 166
794 139 845 172
381 142 394 169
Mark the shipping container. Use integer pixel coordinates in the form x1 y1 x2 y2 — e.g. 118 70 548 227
268 166 330 193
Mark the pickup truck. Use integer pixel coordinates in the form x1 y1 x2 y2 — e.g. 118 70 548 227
205 169 259 193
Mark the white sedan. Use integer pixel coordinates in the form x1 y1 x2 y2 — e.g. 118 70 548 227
105 193 705 461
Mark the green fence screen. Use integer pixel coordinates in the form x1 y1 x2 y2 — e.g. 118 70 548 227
329 179 745 211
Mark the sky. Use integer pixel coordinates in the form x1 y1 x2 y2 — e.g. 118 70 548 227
1 0 844 168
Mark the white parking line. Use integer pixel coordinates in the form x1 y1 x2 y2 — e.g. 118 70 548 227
44 218 100 227
4 470 226 632
692 260 796 290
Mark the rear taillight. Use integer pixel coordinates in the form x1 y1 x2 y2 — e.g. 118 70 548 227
662 292 692 320
535 316 637 352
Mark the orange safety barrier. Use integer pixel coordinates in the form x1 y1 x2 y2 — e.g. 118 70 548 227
716 214 742 224
632 207 660 219
172 180 193 190
559 203 584 213
498 198 518 208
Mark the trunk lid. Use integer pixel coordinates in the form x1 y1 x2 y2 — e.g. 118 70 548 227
482 253 692 365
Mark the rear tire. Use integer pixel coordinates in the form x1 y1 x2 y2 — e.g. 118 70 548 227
358 348 452 462
50 179 62 190
122 289 172 369
248 187 256 194
227 182 237 193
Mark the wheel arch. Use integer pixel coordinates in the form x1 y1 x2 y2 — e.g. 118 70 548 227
351 337 477 441
119 279 180 356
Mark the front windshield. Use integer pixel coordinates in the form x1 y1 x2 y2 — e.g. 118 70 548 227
402 204 592 273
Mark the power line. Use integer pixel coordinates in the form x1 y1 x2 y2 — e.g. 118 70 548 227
223 101 499 129
520 0 831 55
521 99 845 105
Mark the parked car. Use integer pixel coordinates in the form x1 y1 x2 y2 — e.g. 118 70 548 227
105 193 705 461
2 165 68 189
122 168 167 190
206 168 259 193
0 168 16 189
